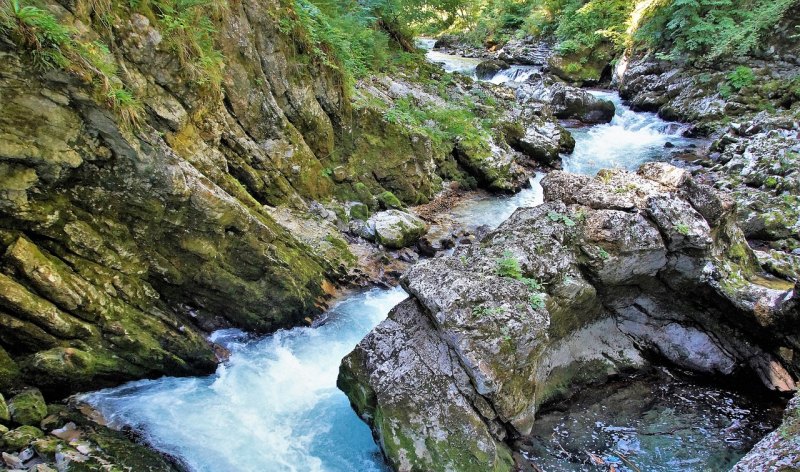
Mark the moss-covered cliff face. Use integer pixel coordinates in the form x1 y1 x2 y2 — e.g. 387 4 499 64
0 0 439 397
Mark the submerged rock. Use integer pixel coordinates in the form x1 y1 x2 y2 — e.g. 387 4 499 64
340 163 798 471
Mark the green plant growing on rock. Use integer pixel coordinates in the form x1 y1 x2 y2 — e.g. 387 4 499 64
472 304 505 318
728 66 755 89
1 0 71 67
674 223 690 236
597 247 610 260
529 292 545 310
0 0 142 125
547 210 576 227
496 250 523 279
520 277 542 291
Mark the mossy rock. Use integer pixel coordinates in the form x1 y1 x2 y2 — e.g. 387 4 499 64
0 345 20 392
2 425 44 450
347 202 370 221
377 191 404 210
548 46 612 85
0 393 8 423
368 210 428 249
353 182 378 210
8 389 47 426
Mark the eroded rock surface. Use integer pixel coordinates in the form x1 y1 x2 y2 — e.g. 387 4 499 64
517 75 615 124
340 163 799 471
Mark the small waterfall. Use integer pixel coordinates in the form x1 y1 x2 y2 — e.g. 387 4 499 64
563 91 694 176
424 50 537 84
489 65 538 84
424 50 483 76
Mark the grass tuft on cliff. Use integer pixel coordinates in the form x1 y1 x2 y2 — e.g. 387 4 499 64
0 0 143 125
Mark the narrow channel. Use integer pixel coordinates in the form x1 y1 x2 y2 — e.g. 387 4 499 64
80 50 765 472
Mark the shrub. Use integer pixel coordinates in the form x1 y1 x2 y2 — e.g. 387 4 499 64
727 66 755 90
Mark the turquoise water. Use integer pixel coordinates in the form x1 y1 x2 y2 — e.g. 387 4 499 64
520 370 784 471
80 288 407 472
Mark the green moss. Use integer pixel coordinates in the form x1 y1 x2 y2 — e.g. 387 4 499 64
377 191 404 210
0 393 9 423
0 347 19 392
353 182 377 209
2 425 44 449
536 359 614 408
348 202 370 221
8 389 47 426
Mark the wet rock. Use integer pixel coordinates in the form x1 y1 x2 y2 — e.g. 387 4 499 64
494 38 553 65
415 237 438 257
365 210 428 249
517 76 615 124
454 136 529 191
338 299 515 472
8 390 47 426
475 59 510 80
731 392 800 471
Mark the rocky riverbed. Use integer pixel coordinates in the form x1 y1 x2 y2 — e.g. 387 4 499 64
1 4 799 470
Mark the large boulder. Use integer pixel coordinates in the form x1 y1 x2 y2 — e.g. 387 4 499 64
499 107 574 168
365 210 428 249
453 138 530 191
475 59 510 80
340 163 799 471
517 76 615 124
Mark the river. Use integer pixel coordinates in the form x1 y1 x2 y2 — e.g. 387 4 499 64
79 48 778 472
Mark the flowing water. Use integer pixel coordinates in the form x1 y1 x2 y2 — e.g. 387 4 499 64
563 91 695 176
80 288 407 472
80 48 780 472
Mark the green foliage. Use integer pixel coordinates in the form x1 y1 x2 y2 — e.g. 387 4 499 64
380 96 494 153
496 250 523 279
597 247 609 260
0 0 141 125
718 66 754 98
634 0 799 62
520 277 542 291
552 0 633 54
528 292 545 309
727 66 755 90
546 210 575 226
291 0 389 81
149 0 225 90
1 0 72 68
674 223 690 235
472 304 506 317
